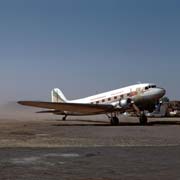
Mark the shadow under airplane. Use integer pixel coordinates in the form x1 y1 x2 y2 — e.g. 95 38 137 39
51 119 180 127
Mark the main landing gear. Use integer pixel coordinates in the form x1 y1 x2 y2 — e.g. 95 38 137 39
108 112 148 126
62 115 67 121
139 113 148 125
132 104 148 125
107 113 119 126
110 116 119 126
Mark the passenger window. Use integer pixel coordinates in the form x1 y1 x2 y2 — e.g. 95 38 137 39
96 101 99 104
114 96 117 100
102 99 105 102
108 98 111 101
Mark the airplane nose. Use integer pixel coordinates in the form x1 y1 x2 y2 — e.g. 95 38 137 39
157 88 166 98
161 88 166 96
135 87 166 102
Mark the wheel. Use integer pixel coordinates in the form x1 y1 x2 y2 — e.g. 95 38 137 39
62 116 67 121
139 114 147 125
110 117 119 126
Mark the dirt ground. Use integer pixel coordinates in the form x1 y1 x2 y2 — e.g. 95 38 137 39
0 117 180 179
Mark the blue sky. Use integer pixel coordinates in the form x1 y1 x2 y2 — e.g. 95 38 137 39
0 0 180 103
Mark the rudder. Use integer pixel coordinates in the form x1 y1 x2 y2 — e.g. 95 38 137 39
51 88 67 103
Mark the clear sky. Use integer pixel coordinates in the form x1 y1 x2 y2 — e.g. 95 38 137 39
0 0 180 104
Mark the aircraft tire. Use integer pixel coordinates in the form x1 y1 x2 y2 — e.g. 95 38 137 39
111 117 119 126
139 114 148 125
62 116 67 121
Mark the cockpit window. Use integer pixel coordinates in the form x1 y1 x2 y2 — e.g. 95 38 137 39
149 85 156 88
145 85 156 90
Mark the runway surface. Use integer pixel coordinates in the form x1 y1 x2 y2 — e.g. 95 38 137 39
0 117 180 179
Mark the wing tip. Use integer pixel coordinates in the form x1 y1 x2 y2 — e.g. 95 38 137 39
17 101 23 105
17 101 29 105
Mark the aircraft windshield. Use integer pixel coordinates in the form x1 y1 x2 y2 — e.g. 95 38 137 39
145 85 156 90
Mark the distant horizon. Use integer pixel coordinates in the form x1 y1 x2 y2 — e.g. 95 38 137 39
0 0 180 104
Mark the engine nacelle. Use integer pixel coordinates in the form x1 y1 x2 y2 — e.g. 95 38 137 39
119 98 132 108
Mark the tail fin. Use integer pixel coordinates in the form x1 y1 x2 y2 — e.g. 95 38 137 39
51 88 67 103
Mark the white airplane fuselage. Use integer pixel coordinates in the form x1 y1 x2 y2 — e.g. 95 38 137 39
69 83 165 111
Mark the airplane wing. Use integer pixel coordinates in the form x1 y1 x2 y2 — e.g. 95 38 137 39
18 101 117 115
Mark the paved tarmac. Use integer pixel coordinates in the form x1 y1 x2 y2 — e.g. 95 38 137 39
0 117 180 179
